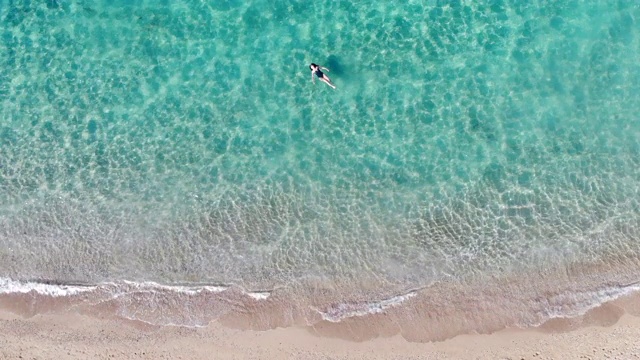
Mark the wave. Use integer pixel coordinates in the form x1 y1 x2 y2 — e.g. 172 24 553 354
1 268 639 340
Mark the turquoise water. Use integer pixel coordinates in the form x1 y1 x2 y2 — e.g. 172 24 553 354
1 0 640 329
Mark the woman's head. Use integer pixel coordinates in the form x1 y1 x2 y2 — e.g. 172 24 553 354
309 63 318 70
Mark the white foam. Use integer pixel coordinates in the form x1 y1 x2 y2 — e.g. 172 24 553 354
316 291 417 323
117 280 270 300
119 280 229 294
247 292 271 300
0 278 96 297
530 281 640 326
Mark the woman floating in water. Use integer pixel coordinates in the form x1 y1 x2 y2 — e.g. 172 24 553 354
309 63 336 89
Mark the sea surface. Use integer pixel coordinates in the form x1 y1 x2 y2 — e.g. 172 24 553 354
0 0 639 338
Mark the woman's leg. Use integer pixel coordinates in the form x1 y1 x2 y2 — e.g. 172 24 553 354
321 77 336 89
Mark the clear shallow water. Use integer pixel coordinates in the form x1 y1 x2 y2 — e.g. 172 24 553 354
1 0 640 334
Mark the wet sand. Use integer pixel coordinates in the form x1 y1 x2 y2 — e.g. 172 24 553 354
1 294 640 360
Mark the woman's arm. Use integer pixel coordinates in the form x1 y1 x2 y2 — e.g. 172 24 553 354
321 67 330 72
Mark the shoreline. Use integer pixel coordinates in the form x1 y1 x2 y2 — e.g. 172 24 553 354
1 293 640 359
2 261 640 341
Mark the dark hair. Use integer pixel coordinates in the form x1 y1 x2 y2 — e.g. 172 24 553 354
310 63 318 69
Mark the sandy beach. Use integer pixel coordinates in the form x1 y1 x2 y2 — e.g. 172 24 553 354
1 293 639 360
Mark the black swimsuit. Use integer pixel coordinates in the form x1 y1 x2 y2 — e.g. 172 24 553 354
314 69 324 78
